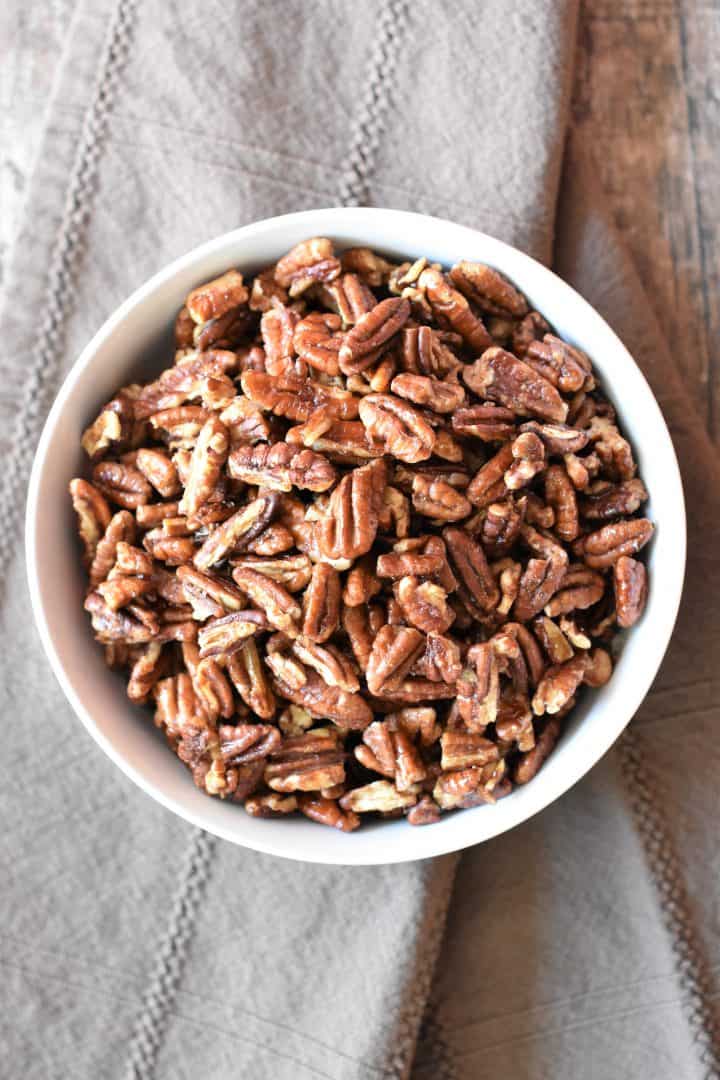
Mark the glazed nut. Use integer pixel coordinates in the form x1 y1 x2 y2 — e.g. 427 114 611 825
92 461 152 509
315 458 386 560
186 269 248 323
580 478 649 521
526 335 592 394
504 432 546 490
532 654 588 715
302 563 341 643
69 479 112 565
178 416 229 516
228 441 336 493
358 393 435 463
390 372 465 413
579 518 654 569
401 325 461 379
518 420 589 455
366 625 425 695
433 761 506 809
273 237 341 295
193 492 278 570
231 566 302 636
449 261 529 317
443 526 500 614
544 464 580 541
452 404 516 442
81 394 134 460
466 444 513 508
417 267 492 353
614 555 649 628
406 796 442 826
197 610 269 659
544 565 605 617
411 474 471 521
226 639 276 719
440 732 499 770
241 370 359 423
463 347 568 424
339 297 410 375
394 576 455 634
297 794 360 831
339 780 417 814
514 717 561 784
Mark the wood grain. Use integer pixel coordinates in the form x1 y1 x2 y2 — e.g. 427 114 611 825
573 0 720 441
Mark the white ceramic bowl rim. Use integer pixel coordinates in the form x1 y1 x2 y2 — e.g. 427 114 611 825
26 207 686 865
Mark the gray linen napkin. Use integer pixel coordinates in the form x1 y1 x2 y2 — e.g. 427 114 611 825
2 2 718 1079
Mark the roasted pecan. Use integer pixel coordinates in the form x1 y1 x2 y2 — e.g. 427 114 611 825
512 310 551 357
229 442 336 495
614 556 648 628
394 576 454 634
293 311 343 374
443 526 500 614
417 267 492 352
513 525 568 621
92 461 152 510
84 591 155 644
504 432 546 491
176 565 247 619
449 261 528 317
587 416 636 481
245 792 298 817
366 625 426 695
456 643 500 731
230 566 302 636
411 475 471 521
407 796 442 826
226 639 276 719
525 335 593 393
193 492 278 569
466 444 513 508
514 717 561 784
417 632 462 683
297 794 360 831
544 464 579 541
342 556 382 607
230 553 312 593
301 563 341 643
544 564 605 617
518 420 589 455
390 372 465 414
358 393 435 463
197 610 269 658
478 501 524 557
533 616 574 665
249 268 289 313
260 303 301 376
440 731 499 770
339 780 417 813
182 643 235 720
583 647 613 687
186 270 248 323
319 273 377 327
452 404 516 442
338 297 410 375
274 237 341 295
315 458 386 560
135 352 236 418
149 405 212 449
401 325 461 378
341 602 382 670
81 393 135 460
356 720 426 791
241 370 358 423
494 557 522 614
579 518 654 568
463 347 568 424
194 307 254 352
292 639 359 692
341 246 395 287
580 478 648 521
69 479 112 566
89 510 136 586
532 654 588 715
178 416 229 516
270 666 372 729
433 760 507 809
135 449 181 499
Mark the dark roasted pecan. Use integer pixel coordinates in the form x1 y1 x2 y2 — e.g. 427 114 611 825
580 478 648 521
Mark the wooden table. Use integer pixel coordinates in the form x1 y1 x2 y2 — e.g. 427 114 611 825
2 1 718 440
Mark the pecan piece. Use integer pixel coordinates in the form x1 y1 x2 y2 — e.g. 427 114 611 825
478 500 524 557
226 639 276 719
532 654 589 715
366 625 426 695
401 325 461 379
544 464 580 541
513 310 551 357
433 760 507 809
292 639 359 692
229 553 312 593
318 274 376 327
456 643 499 731
302 563 341 642
463 347 568 423
417 632 462 683
228 442 336 493
69 479 112 566
315 458 386 560
84 591 155 644
579 518 654 569
186 270 248 323
179 416 230 516
343 555 382 607
271 667 373 729
356 721 426 791
341 246 395 287
135 449 181 498
518 420 589 455
249 268 289 313
245 793 298 817
587 416 636 481
298 795 360 831
274 237 341 295
339 297 410 375
440 731 499 770
452 404 516 442
193 492 278 569
218 723 281 765
176 565 247 620
149 405 212 450
358 393 435 463
614 556 648 628
390 372 465 414
417 267 492 352
89 510 136 586
127 642 166 703
533 616 574 665
92 461 152 510
394 577 454 634
443 526 500 614
504 432 546 491
265 730 345 792
526 335 593 393
231 566 302 636
466 444 513 508
260 303 300 376
411 475 471 521
81 393 135 460
544 565 605 617
449 261 528 317
339 781 417 813
514 717 561 784
407 797 442 826
580 478 649 521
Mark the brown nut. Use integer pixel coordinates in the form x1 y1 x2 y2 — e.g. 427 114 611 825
544 565 606 617
302 563 341 643
293 311 343 375
186 270 248 323
514 716 561 784
226 638 276 719
228 442 336 493
92 461 152 510
411 474 471 521
390 373 465 414
81 393 135 460
512 310 551 357
197 610 270 659
339 780 417 813
297 794 360 831
179 416 230 516
525 335 593 394
274 237 341 295
580 478 649 521
504 432 546 491
544 464 579 542
614 556 648 628
394 577 454 634
315 458 387 560
400 325 461 379
466 444 514 508
463 347 568 424
69 479 112 566
417 267 492 352
440 731 500 770
241 370 359 423
478 501 524 557
452 404 516 442
532 654 589 715
358 393 435 463
443 527 500 614
518 420 589 455
449 261 528 317
193 492 278 569
366 625 426 695
339 297 410 375
230 566 302 636
579 518 654 569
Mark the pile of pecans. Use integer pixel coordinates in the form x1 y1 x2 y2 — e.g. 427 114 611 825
70 238 653 831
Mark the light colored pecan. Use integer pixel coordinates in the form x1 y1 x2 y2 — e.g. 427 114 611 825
513 525 569 621
302 563 341 642
249 268 289 313
245 792 298 817
340 780 417 813
587 416 636 480
394 577 454 634
241 370 359 422
464 347 568 423
230 566 301 636
271 665 372 728
449 261 528 317
452 404 516 442
512 310 551 357
358 392 435 463
466 444 513 508
514 716 561 784
182 644 235 721
523 492 556 529
92 461 152 509
228 441 336 493
518 420 589 455
532 654 588 715
291 418 384 464
544 464 579 541
366 625 426 695
410 474 471 522
89 510 135 586
81 393 135 460
559 615 592 650
443 526 500 614
389 706 441 746
614 556 648 628
440 731 499 770
176 565 247 619
342 555 382 607
341 246 395 287
186 270 248 323
417 632 462 683
112 540 153 577
579 518 654 568
504 432 546 491
260 303 301 376
316 458 386 560
298 794 360 831
390 372 465 414
433 760 506 809
525 335 593 393
69 479 112 566
127 643 166 703
293 311 343 374
495 688 535 749
417 267 492 352
278 705 313 737
544 565 606 617
376 550 443 580
149 405 212 449
197 610 269 659
226 638 276 719
318 273 376 327
193 492 278 569
339 297 410 375
178 416 229 516
493 622 546 691
407 796 442 826
274 238 341 295
533 616 574 665
292 639 359 692
229 553 312 593
580 478 649 521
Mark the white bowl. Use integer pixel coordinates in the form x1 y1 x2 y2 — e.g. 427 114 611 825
26 207 685 865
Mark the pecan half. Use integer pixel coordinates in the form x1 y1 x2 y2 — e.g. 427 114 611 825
401 325 461 378
411 475 471 521
514 717 561 784
338 297 410 375
544 464 579 542
69 479 112 565
293 311 343 375
449 261 528 317
193 492 278 569
580 478 649 521
394 577 454 634
518 420 589 455
544 564 605 617
390 372 465 414
466 444 514 508
274 238 341 295
358 393 435 463
452 404 516 442
186 270 248 323
443 526 500 614
231 566 302 636
228 442 336 493
298 795 360 831
366 625 426 695
271 667 372 729
92 461 152 510
226 639 276 719
339 780 417 813
81 393 135 460
315 458 387 560
178 417 229 516
241 370 359 423
579 518 654 568
463 347 568 423
197 610 269 659
532 654 588 715
614 556 648 628
526 335 592 393
504 432 546 491
417 267 492 352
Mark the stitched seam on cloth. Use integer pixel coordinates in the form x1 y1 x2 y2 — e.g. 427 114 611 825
337 0 410 207
411 997 460 1080
619 729 720 1080
0 0 136 602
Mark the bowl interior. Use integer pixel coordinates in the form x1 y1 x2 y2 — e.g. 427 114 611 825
26 208 685 864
